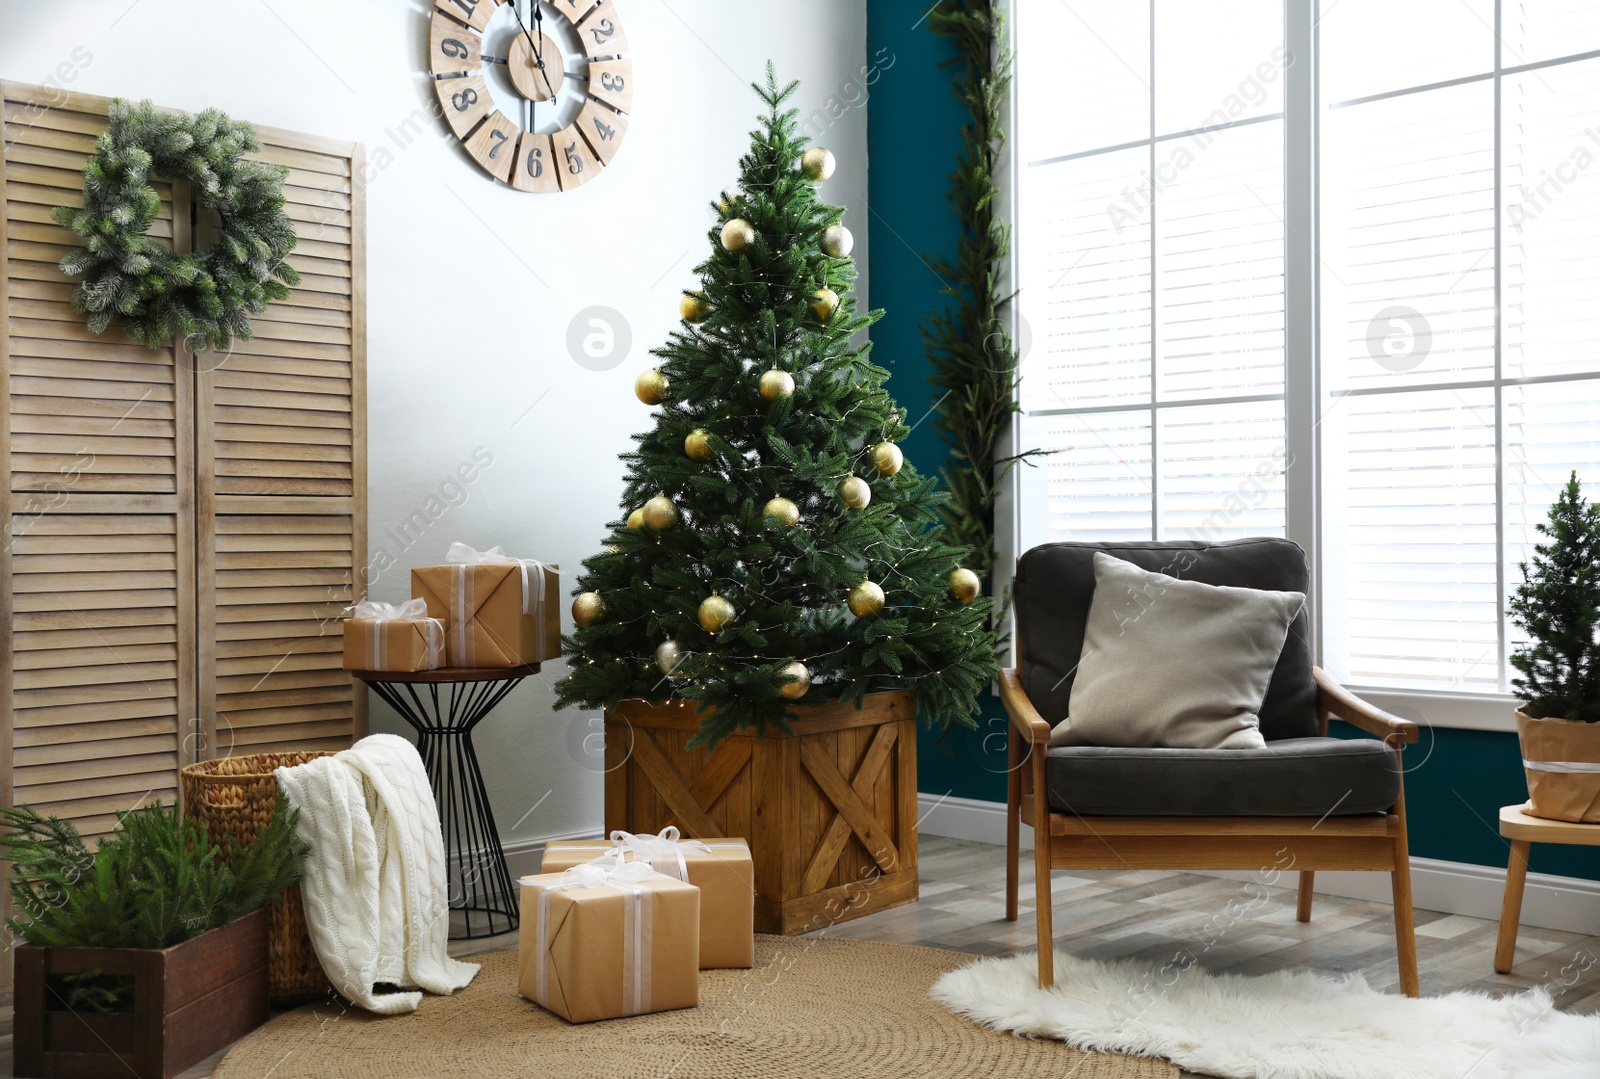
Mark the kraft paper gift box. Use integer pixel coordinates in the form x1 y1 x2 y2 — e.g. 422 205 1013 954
517 862 700 1024
341 598 444 672
411 542 559 668
540 830 754 970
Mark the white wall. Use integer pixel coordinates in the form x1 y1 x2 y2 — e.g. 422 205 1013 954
0 1 870 848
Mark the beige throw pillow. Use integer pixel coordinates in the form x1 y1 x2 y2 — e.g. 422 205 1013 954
1050 552 1306 750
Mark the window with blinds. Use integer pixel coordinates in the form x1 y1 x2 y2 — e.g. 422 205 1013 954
1016 0 1600 696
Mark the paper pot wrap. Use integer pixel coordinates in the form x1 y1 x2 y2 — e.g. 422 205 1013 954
540 830 754 969
412 543 559 668
1518 711 1600 824
517 863 699 1023
341 599 444 672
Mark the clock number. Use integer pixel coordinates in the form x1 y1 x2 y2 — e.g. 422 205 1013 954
447 0 477 18
487 128 509 159
441 37 471 59
601 71 625 92
526 146 545 178
565 141 585 175
592 116 617 142
590 18 616 44
452 87 478 111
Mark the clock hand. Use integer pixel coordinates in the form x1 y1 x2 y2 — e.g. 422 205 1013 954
510 1 558 104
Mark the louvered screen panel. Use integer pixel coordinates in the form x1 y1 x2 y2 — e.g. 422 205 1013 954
2 82 197 856
195 124 366 756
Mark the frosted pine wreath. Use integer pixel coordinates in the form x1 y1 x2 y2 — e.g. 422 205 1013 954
53 99 300 352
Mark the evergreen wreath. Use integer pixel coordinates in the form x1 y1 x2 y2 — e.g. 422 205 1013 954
53 98 300 352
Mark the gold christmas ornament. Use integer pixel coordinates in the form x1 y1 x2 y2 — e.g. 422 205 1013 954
720 217 755 252
684 428 715 462
763 496 800 527
778 660 812 700
821 224 854 258
810 287 840 323
643 493 678 531
848 580 886 618
698 593 736 634
949 567 982 604
837 475 872 510
605 545 621 554
871 441 904 477
758 368 796 402
626 508 645 530
571 591 607 628
634 368 669 405
802 146 836 182
679 293 713 323
655 639 685 677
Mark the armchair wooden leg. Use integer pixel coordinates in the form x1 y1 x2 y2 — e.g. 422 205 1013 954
1031 740 1054 989
1390 754 1420 998
1006 726 1021 923
1296 871 1314 923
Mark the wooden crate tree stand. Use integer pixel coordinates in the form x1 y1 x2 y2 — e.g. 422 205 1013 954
605 690 918 935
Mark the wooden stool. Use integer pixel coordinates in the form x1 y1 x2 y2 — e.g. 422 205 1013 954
1494 803 1600 973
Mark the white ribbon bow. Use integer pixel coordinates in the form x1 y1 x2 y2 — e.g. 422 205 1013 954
349 597 429 621
607 826 710 883
445 541 547 615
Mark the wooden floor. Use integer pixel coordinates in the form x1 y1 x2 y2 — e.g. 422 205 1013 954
4 834 1597 1078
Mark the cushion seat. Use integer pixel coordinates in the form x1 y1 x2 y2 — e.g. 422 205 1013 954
1045 736 1400 817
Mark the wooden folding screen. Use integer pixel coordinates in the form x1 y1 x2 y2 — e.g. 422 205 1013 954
0 82 367 858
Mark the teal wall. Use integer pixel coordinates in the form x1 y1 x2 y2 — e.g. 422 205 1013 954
866 1 1600 883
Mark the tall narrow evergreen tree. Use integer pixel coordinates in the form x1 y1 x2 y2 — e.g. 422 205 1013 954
555 67 998 748
1509 471 1600 723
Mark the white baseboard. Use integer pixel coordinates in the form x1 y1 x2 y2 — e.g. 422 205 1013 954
450 827 603 884
917 792 1600 937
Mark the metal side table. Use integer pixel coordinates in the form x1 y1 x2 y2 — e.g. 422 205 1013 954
352 665 539 940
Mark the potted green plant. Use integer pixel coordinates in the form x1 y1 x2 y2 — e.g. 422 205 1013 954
3 799 306 1079
1508 471 1600 823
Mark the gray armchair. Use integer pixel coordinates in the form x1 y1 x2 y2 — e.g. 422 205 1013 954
1002 538 1421 996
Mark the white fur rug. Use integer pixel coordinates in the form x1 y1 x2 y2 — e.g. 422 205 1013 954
931 950 1600 1079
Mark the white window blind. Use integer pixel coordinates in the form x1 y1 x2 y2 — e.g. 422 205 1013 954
1015 0 1600 697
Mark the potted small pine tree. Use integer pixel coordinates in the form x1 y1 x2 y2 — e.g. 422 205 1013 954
1508 471 1600 823
554 68 998 933
3 800 305 1079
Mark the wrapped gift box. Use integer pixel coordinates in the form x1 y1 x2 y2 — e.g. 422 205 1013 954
412 543 559 668
517 864 699 1023
341 599 444 672
540 831 754 970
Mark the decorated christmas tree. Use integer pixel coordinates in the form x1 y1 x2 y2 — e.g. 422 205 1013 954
554 67 998 748
1509 471 1600 723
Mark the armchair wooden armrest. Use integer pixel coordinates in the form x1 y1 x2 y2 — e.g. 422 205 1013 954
1313 666 1419 746
999 667 1051 745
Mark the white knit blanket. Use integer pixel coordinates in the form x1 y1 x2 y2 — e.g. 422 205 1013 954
276 733 479 1014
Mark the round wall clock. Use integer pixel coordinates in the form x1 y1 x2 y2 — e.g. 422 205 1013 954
428 0 632 193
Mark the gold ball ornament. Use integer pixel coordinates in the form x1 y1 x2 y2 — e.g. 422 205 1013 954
684 429 715 463
679 293 713 324
635 368 669 405
837 475 872 510
949 567 982 604
626 508 646 530
778 660 812 700
871 441 904 477
643 493 678 531
763 496 800 527
572 592 607 628
698 593 736 635
720 218 756 253
821 224 854 258
655 639 685 677
802 146 836 182
848 580 886 618
810 288 840 323
758 369 796 402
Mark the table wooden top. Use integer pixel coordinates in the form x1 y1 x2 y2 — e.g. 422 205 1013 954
1500 803 1600 845
350 664 541 685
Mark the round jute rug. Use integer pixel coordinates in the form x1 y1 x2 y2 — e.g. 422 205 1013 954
215 935 1174 1079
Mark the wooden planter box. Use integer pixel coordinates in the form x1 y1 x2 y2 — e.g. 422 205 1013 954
14 907 269 1079
605 689 918 935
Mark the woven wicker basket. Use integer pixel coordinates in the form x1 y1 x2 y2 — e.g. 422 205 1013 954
181 752 334 1005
